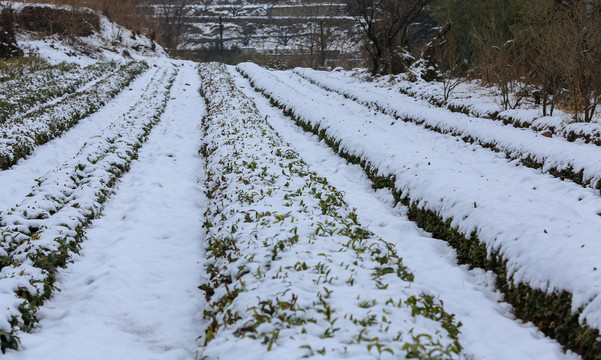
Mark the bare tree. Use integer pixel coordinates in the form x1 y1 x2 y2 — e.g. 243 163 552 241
199 0 213 14
420 22 466 102
474 7 528 111
157 0 190 55
302 1 339 68
302 2 319 66
316 19 333 67
472 0 601 120
346 0 430 75
557 0 601 122
517 0 565 116
230 0 245 17
218 16 224 53
276 25 293 47
271 19 301 60
241 23 256 47
264 0 278 18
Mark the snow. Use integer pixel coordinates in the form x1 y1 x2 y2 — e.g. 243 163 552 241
0 61 148 170
2 61 206 360
397 73 504 118
239 62 601 332
294 67 601 190
198 63 464 360
1 9 600 354
0 64 163 212
0 61 118 123
230 66 573 360
350 65 601 145
177 1 359 55
0 67 178 343
3 1 166 66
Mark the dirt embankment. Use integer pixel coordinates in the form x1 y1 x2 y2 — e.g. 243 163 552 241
17 6 100 37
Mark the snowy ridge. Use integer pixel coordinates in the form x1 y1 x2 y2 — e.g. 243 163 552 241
294 68 601 191
396 76 503 119
198 62 463 359
0 63 177 351
395 74 570 136
0 63 80 109
0 61 118 124
0 63 166 213
0 61 148 170
394 70 556 130
238 62 601 352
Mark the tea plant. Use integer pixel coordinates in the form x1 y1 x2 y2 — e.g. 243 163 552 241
0 57 50 83
0 61 119 124
0 64 178 352
197 63 463 360
241 63 601 359
0 61 149 170
294 69 601 193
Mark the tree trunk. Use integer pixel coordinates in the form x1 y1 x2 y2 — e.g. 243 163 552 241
542 92 548 117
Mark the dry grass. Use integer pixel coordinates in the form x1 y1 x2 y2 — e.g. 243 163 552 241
11 0 160 41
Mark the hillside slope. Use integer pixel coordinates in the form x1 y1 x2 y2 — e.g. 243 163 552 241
152 0 360 65
4 1 165 65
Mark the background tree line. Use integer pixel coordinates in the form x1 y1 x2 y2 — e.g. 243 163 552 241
347 0 601 122
6 0 601 121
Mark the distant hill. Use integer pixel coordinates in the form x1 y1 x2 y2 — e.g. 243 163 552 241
149 0 361 67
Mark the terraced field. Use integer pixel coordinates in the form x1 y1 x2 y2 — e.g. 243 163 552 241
0 57 597 360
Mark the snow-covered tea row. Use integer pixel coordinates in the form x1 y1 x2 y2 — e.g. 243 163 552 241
395 75 581 138
294 68 601 192
0 64 177 352
0 62 78 99
0 57 51 83
0 61 148 170
388 71 601 147
393 74 558 131
396 75 504 118
0 61 119 123
240 63 601 357
198 63 463 360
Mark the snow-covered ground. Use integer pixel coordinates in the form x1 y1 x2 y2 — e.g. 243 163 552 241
293 67 601 190
6 1 166 66
0 64 163 211
2 61 206 359
333 66 601 145
239 62 601 357
2 8 601 354
229 67 575 360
